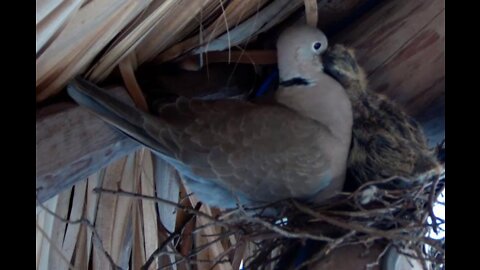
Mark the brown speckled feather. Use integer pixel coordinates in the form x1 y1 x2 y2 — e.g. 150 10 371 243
161 98 335 200
68 78 333 206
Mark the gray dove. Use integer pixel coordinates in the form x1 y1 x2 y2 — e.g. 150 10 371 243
67 25 353 209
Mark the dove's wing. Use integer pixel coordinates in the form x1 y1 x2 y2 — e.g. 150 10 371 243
68 78 335 204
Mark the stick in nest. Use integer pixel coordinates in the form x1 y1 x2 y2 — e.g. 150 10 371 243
52 170 444 270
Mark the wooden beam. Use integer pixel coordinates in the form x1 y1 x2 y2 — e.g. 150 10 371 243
36 87 141 203
332 0 445 146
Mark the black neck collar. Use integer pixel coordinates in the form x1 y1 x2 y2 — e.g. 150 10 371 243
279 77 310 87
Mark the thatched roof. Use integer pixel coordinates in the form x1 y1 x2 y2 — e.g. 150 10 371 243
38 0 302 101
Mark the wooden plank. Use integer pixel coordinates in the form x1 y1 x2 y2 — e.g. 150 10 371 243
36 87 141 203
154 156 180 233
110 153 136 269
332 0 445 145
194 219 211 270
185 182 232 270
72 222 89 269
92 156 129 270
367 12 445 114
140 150 161 269
130 151 146 270
332 0 444 75
132 198 146 270
153 154 181 270
36 210 46 268
47 189 72 269
178 50 277 69
368 10 444 146
61 180 87 266
37 195 59 270
314 0 374 29
72 174 103 269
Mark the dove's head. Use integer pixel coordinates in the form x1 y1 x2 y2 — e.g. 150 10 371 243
276 25 328 82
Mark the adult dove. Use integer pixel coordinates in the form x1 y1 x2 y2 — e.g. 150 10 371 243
67 25 353 209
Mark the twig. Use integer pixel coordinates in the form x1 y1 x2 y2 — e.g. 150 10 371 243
218 0 231 63
142 199 202 270
35 222 76 270
141 233 180 270
231 199 336 242
414 245 429 270
208 242 239 270
294 231 357 270
36 198 122 270
93 188 227 226
327 206 401 218
191 221 237 234
239 214 335 242
395 247 444 265
293 201 443 250
189 231 237 258
156 257 222 270
425 175 441 233
365 243 391 270
350 176 414 199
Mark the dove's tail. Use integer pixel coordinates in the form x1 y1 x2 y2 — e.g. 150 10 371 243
67 77 176 158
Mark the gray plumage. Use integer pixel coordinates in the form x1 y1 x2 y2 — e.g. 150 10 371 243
68 25 353 208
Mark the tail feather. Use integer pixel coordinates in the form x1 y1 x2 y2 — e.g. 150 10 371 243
67 77 176 157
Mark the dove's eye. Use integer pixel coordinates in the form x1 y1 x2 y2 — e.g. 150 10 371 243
312 42 322 52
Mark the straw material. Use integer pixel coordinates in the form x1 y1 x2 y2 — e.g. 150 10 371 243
36 0 307 102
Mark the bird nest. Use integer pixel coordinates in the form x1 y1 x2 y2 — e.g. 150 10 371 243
90 142 444 270
233 175 445 269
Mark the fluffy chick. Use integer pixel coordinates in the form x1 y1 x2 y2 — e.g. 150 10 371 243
322 44 441 189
